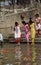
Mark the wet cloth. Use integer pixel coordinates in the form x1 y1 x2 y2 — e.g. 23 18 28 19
24 24 30 42
35 17 41 30
30 23 36 39
14 25 21 38
14 25 21 43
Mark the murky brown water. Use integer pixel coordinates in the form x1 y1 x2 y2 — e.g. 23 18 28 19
0 43 41 65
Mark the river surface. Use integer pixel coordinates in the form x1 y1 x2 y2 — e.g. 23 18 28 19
0 43 41 65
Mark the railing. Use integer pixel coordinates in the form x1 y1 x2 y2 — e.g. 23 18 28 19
8 27 41 43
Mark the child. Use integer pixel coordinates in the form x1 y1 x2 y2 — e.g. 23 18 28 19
29 18 36 45
22 21 30 43
35 14 41 35
14 22 21 45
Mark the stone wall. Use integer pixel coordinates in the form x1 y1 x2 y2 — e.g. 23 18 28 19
0 8 41 38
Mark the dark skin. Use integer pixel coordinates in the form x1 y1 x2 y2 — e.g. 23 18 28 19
35 14 39 18
14 22 18 31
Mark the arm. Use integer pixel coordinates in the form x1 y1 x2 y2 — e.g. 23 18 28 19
14 27 15 31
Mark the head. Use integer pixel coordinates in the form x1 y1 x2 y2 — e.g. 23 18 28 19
35 14 39 18
29 17 33 24
15 22 18 26
22 21 26 25
20 15 24 20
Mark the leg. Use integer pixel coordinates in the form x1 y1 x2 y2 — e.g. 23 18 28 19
17 38 20 46
38 29 40 35
36 30 38 35
31 38 35 45
36 25 39 35
36 29 40 36
26 32 30 44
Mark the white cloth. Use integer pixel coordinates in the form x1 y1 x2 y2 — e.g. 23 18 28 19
36 23 41 30
35 17 41 30
0 34 3 41
14 25 21 38
35 17 41 23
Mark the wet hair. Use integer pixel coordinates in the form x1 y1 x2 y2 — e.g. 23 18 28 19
15 22 18 26
22 21 26 25
29 17 33 24
35 14 39 18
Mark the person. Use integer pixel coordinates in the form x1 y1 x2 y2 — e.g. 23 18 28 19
22 21 31 61
22 21 30 43
20 14 24 21
35 14 41 35
29 18 36 45
0 33 3 48
14 22 21 45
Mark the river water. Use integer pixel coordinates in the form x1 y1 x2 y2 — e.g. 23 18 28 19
0 43 41 65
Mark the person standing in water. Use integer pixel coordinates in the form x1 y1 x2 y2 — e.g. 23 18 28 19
14 22 22 62
22 21 30 43
22 21 31 60
35 14 41 36
14 22 21 45
29 18 36 45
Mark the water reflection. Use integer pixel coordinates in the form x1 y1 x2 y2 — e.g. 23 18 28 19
14 43 37 65
31 45 37 65
0 43 38 65
15 45 22 65
25 43 37 65
26 43 31 61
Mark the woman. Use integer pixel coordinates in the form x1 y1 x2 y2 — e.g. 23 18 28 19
29 18 36 45
14 22 21 45
35 14 41 35
22 21 31 61
22 21 30 43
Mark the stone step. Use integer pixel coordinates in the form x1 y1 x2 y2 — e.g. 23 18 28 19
8 33 41 38
8 29 41 43
0 55 4 59
8 37 41 43
21 38 41 42
8 33 41 43
9 40 41 43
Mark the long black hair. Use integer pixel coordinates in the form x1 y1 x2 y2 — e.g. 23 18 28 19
14 22 18 30
22 21 26 25
35 14 39 18
15 22 18 26
29 18 33 25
